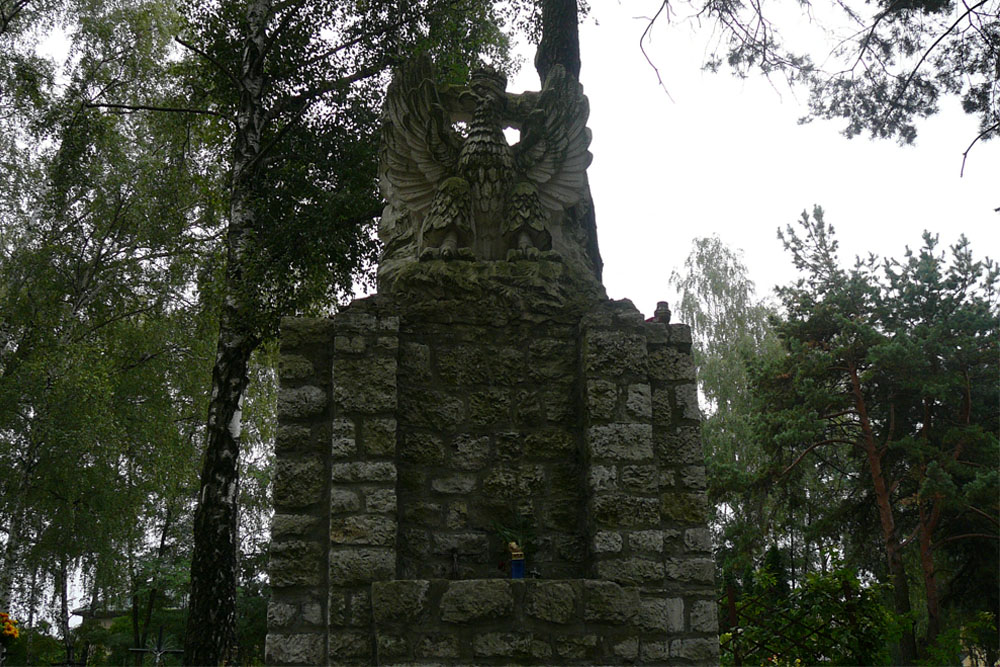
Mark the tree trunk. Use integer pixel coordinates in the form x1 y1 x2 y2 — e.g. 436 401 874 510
183 1 269 664
57 556 72 664
917 499 942 649
534 0 603 283
849 363 918 664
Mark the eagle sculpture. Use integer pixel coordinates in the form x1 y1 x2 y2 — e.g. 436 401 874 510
378 55 593 272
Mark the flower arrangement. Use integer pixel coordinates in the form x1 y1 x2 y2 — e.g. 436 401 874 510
0 612 19 646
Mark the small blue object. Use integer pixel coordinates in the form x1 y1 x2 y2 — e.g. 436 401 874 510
511 558 525 579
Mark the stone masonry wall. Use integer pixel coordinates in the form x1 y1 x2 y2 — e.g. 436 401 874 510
266 288 718 666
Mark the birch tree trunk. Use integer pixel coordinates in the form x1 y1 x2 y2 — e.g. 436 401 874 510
183 0 269 662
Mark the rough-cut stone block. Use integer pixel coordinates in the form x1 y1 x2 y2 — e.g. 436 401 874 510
655 424 704 464
468 387 511 426
328 630 370 660
595 557 665 586
482 464 545 499
640 640 670 663
280 317 332 348
271 514 320 540
681 465 707 490
330 488 361 514
329 548 394 584
332 356 396 413
651 387 674 426
638 596 683 632
398 390 464 430
593 531 623 553
266 632 325 665
626 383 652 419
676 382 701 420
668 323 693 345
587 379 618 421
431 532 489 558
334 310 376 334
621 464 658 493
275 423 313 454
269 541 322 587
555 634 597 659
279 354 314 381
372 580 429 622
592 494 660 528
648 345 696 381
267 602 297 629
584 330 647 377
440 580 513 622
451 433 490 470
376 633 407 660
399 342 431 381
528 338 572 382
273 459 324 509
670 638 720 662
301 602 323 626
278 385 327 419
524 429 575 459
690 599 719 632
330 418 356 459
684 527 713 553
664 558 715 584
583 580 639 623
362 417 396 457
526 581 577 624
660 491 709 524
629 530 665 553
588 465 617 492
334 334 366 354
415 635 459 658
431 473 477 494
613 637 639 660
588 423 653 461
330 515 396 546
330 461 397 483
473 632 539 658
365 488 397 514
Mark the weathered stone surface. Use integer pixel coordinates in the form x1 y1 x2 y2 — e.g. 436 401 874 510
629 530 664 553
638 596 683 633
362 418 397 457
655 424 704 464
482 464 545 499
333 356 397 413
399 341 431 381
626 383 652 419
613 637 639 660
301 602 323 626
473 632 543 658
375 633 408 660
330 418 356 459
398 390 464 430
595 558 665 586
468 387 510 426
279 354 314 380
588 465 617 492
431 532 488 558
280 316 333 348
365 488 397 514
675 382 701 420
664 558 715 584
451 433 491 470
329 548 394 583
267 602 297 629
555 634 597 659
639 640 670 663
431 473 477 494
328 631 370 660
690 599 719 632
330 488 361 514
648 345 696 381
621 464 658 493
330 515 396 546
651 387 674 426
684 527 713 553
440 580 513 622
583 580 639 623
275 423 314 454
588 423 653 461
660 491 709 524
586 379 618 421
524 429 575 458
372 580 430 622
593 531 623 553
670 637 720 662
680 465 707 490
269 541 322 587
584 330 647 377
266 632 324 665
273 459 324 509
526 581 577 624
278 385 327 419
415 634 460 658
330 461 397 483
592 494 659 528
271 514 320 540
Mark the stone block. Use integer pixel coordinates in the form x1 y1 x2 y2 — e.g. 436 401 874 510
681 465 707 490
365 488 397 514
660 491 709 524
331 418 356 459
375 633 407 660
592 494 660 528
584 330 647 377
664 558 715 584
648 345 696 381
301 602 323 626
583 580 639 623
328 548 394 584
348 589 371 627
588 465 617 492
334 334 366 354
684 527 714 553
668 323 692 345
267 602 297 629
613 637 639 660
435 344 490 385
451 433 491 470
468 387 511 426
621 464 658 493
482 464 544 500
275 423 314 454
440 580 513 622
637 596 683 632
676 382 701 420
526 581 577 624
626 383 652 419
655 424 704 464
431 532 489 558
415 635 459 659
595 557 665 586
639 640 670 663
398 390 464 430
278 385 327 419
328 630 370 660
431 473 477 494
279 354 314 381
555 634 597 659
651 387 674 426
273 459 324 509
266 632 324 665
588 423 653 461
362 418 396 457
670 638 720 662
269 541 322 587
690 599 719 632
542 386 575 424
473 632 542 659
271 514 320 540
372 580 429 622
587 379 619 421
593 531 623 553
330 461 397 483
399 342 431 381
330 488 361 514
524 429 575 459
330 515 396 546
280 317 333 348
332 356 397 413
379 315 400 331
629 530 664 553
399 431 446 465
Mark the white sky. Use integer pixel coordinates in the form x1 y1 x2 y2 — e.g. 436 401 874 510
507 2 999 318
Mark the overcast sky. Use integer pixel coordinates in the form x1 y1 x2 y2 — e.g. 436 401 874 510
507 2 999 319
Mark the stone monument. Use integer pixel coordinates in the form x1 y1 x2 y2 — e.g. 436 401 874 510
265 55 719 666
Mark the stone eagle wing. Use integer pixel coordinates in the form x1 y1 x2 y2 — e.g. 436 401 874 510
380 55 461 217
513 65 592 213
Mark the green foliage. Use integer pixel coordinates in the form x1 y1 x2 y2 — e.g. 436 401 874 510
721 563 900 666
